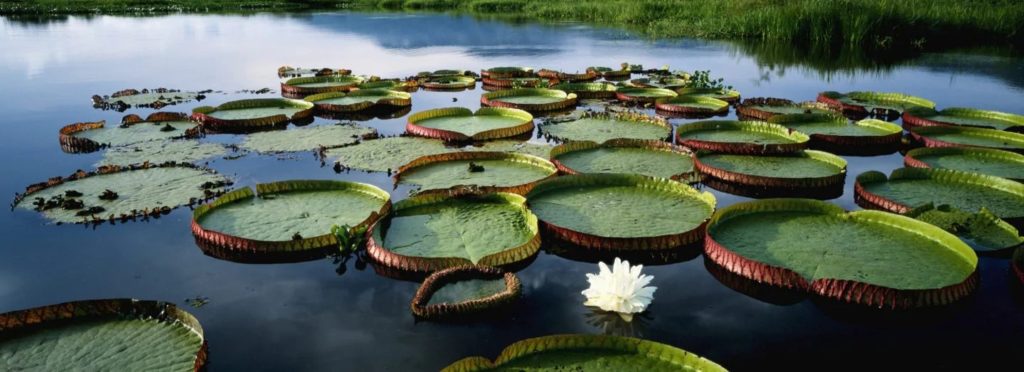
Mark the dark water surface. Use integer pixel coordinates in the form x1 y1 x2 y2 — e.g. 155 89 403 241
1 12 1023 371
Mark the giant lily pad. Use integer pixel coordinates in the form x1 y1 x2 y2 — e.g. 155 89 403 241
538 69 599 82
481 77 546 89
736 97 833 120
676 120 809 154
539 111 671 143
655 96 729 115
615 87 677 104
481 88 577 112
411 265 521 320
676 87 741 104
817 91 935 117
59 112 200 153
855 167 1024 227
98 139 227 166
241 122 376 153
0 299 206 371
280 75 364 96
13 163 230 224
903 107 1024 132
192 180 390 262
768 114 903 155
367 192 540 274
551 82 617 99
91 88 202 111
328 137 549 173
395 152 556 195
630 76 689 90
695 150 846 197
904 147 1024 182
905 203 1023 253
526 174 715 250
192 98 314 133
277 66 351 78
909 125 1024 154
587 66 631 80
407 107 534 141
550 139 696 181
304 89 411 113
356 79 419 92
442 334 725 372
480 67 534 79
705 198 978 309
422 75 477 90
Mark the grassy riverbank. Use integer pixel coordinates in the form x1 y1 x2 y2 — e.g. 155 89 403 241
3 0 1022 53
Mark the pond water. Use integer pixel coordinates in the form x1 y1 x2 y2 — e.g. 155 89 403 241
2 12 1023 371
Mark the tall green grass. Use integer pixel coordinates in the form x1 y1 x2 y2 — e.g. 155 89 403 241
3 0 1022 52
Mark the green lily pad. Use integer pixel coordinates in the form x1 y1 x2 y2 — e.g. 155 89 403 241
696 151 846 179
904 147 1024 181
818 91 935 114
241 123 376 153
910 125 1024 153
676 120 809 154
67 120 198 147
92 88 200 110
277 66 350 78
0 299 206 371
615 87 677 102
736 97 832 119
539 111 671 143
98 140 227 166
368 193 540 273
14 164 230 224
193 98 313 122
856 168 1024 222
481 67 534 79
281 75 363 92
551 82 617 99
304 89 411 112
195 180 389 242
772 114 900 136
442 334 725 372
550 139 695 181
654 95 729 114
676 87 742 103
396 152 556 194
904 107 1024 131
473 141 553 159
706 199 977 307
630 77 689 90
328 137 550 172
422 75 476 89
481 88 577 111
527 174 715 240
407 107 534 141
906 203 1023 253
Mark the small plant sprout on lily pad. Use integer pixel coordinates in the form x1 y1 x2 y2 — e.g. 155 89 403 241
332 224 368 255
582 257 656 322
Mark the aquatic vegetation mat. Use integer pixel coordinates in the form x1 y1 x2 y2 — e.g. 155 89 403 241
905 203 1023 253
654 96 729 115
411 265 521 320
91 88 203 111
903 107 1024 132
280 75 363 96
615 87 677 103
59 112 200 153
855 167 1024 226
0 299 206 371
526 174 715 250
550 139 696 181
676 120 809 154
695 150 847 192
817 91 936 116
241 122 376 153
98 139 226 166
481 88 577 112
442 334 725 372
192 180 390 262
909 125 1024 154
705 198 978 309
407 107 534 141
551 82 617 99
192 98 313 132
768 114 902 154
904 147 1024 181
13 163 231 224
367 192 540 274
539 111 671 143
395 152 556 195
304 89 411 113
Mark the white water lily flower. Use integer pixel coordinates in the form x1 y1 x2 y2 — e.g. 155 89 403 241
581 257 656 322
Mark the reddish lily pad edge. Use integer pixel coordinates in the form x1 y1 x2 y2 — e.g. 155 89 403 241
410 265 521 320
